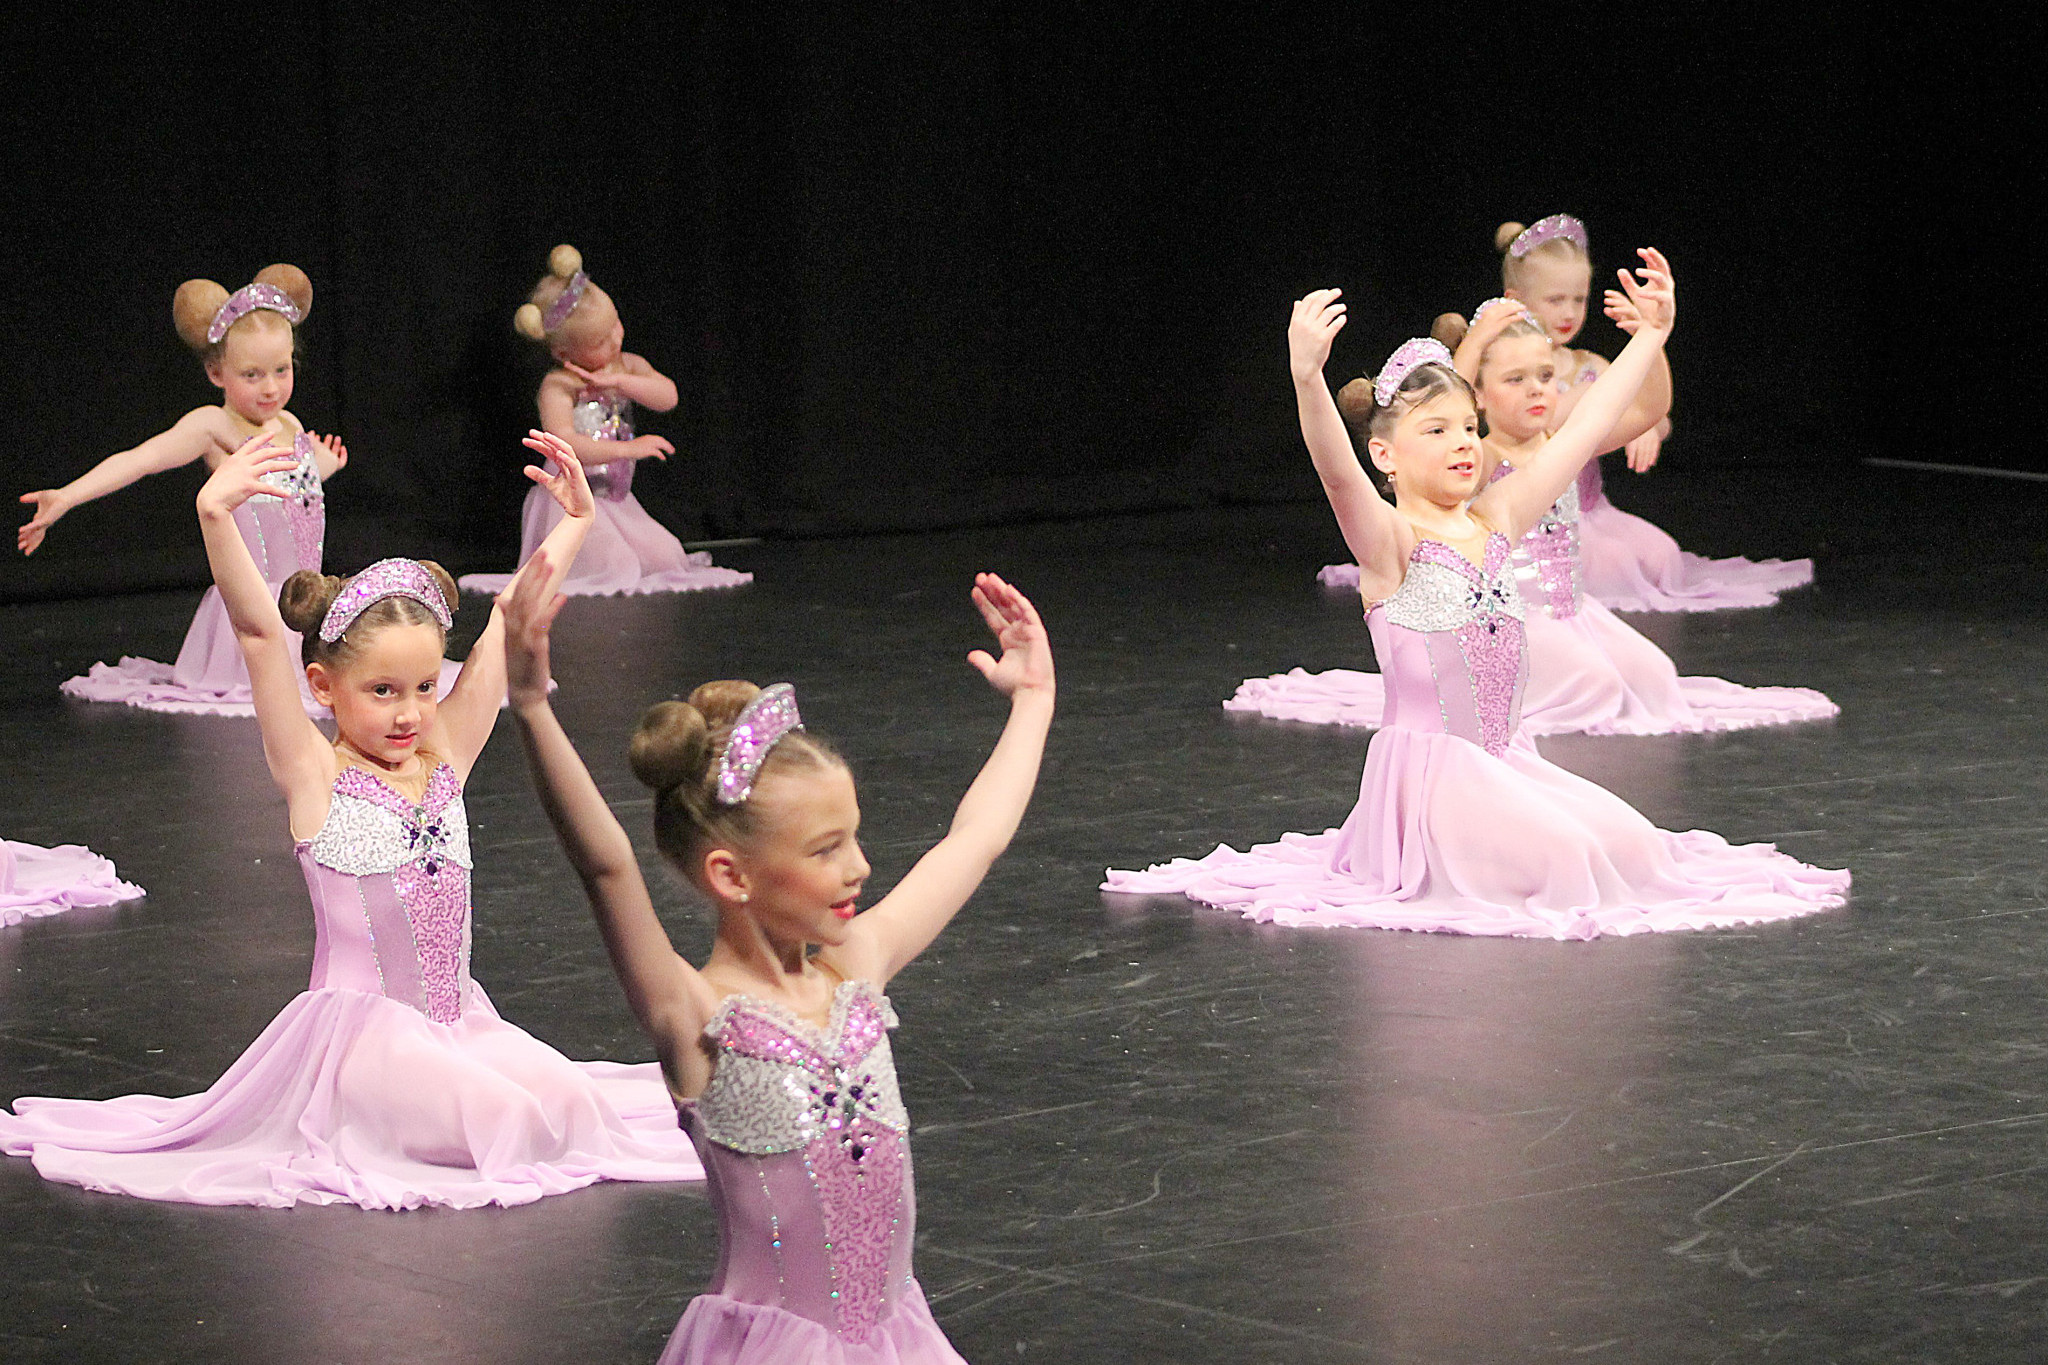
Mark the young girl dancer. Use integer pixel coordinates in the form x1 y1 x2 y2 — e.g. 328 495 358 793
0 433 704 1207
1111 255 1849 939
1496 214 1813 612
21 266 348 715
459 245 751 598
1 839 143 928
1232 299 1838 735
503 560 1053 1361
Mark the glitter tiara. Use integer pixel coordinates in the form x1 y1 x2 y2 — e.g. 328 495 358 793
715 684 804 806
1507 214 1589 259
541 271 590 332
207 283 305 344
1373 338 1456 408
319 559 454 643
1470 297 1540 330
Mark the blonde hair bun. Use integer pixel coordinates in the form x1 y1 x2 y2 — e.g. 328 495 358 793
629 681 763 793
172 279 230 352
513 303 548 340
1493 221 1527 254
548 244 584 278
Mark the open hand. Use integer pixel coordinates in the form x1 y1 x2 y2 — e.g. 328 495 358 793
1602 288 1644 336
196 433 301 519
308 431 348 474
1625 425 1664 473
499 546 567 708
627 434 674 462
1615 247 1675 334
521 431 596 518
1472 296 1538 339
17 488 70 555
966 572 1053 700
1288 289 1347 383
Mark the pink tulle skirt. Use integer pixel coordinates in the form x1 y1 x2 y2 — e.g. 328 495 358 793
0 985 702 1209
656 1281 965 1365
1 840 144 927
1103 727 1849 940
1228 598 1837 737
459 480 752 598
1577 500 1812 613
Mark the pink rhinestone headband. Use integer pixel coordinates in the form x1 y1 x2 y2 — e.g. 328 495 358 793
207 283 304 344
319 559 453 643
1507 214 1588 259
1470 297 1541 330
541 271 589 333
1373 338 1456 408
716 684 804 806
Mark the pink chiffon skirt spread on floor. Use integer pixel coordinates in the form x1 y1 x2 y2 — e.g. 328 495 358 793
0 762 702 1208
1575 460 1813 613
1 840 144 927
1129 533 1849 940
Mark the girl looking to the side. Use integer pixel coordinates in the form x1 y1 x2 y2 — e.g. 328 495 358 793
504 561 1054 1362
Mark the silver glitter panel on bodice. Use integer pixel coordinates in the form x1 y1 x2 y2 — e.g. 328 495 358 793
308 781 474 877
571 390 635 442
1379 554 1526 635
696 987 910 1156
256 433 324 503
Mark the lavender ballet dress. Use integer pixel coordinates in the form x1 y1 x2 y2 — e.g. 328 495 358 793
1118 531 1849 939
61 431 328 716
1238 468 1837 735
1574 458 1814 612
657 979 961 1365
459 389 752 598
0 761 703 1208
1 839 143 927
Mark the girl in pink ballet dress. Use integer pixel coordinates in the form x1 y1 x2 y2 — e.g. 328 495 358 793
0 433 705 1208
460 245 751 598
1 839 143 928
503 556 1054 1362
1234 299 1838 735
1113 257 1849 939
21 266 348 715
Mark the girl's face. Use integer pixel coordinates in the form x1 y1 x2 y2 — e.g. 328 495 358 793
554 293 625 371
308 622 445 768
1509 254 1593 347
1476 334 1558 441
207 317 296 424
1369 391 1483 507
728 764 871 947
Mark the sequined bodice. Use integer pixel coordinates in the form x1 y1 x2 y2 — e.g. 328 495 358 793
295 763 475 1024
567 389 636 501
235 430 325 581
1366 533 1529 757
1494 460 1584 619
680 980 915 1343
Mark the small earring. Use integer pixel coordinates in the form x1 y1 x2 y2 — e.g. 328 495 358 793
736 894 749 904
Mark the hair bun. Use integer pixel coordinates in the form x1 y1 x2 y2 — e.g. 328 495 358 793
1334 376 1376 428
1429 311 1469 350
548 244 583 279
630 701 713 793
253 263 313 319
1493 221 1527 254
172 279 229 351
513 303 547 340
278 570 344 634
414 560 459 612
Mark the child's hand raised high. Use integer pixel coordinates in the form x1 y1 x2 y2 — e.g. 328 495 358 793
196 433 301 519
966 573 1054 701
1289 288 1347 383
521 430 596 519
1613 248 1675 335
499 547 567 710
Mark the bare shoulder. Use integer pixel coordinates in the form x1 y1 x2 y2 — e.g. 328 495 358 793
538 367 581 397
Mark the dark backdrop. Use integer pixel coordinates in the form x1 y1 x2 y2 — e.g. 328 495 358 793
0 6 1938 604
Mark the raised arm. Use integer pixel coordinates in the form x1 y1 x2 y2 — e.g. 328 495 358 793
1449 298 1535 384
196 435 337 829
433 432 594 777
1473 249 1675 540
564 352 679 413
19 407 225 554
829 574 1055 986
1290 290 1408 598
537 370 675 466
503 557 714 1090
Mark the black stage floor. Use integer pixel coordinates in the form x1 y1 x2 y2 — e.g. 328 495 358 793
2 460 2043 1364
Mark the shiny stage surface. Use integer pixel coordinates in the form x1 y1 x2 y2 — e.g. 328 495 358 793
1 460 2042 1363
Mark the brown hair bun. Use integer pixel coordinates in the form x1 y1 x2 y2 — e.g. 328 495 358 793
173 279 230 352
629 699 715 794
1430 311 1469 350
1493 221 1526 254
278 570 344 634
253 263 313 319
1335 377 1376 433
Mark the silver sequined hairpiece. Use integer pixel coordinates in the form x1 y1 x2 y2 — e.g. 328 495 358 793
1507 214 1589 259
207 283 305 344
1373 338 1457 408
1469 297 1541 331
541 271 590 333
715 684 804 806
319 559 454 643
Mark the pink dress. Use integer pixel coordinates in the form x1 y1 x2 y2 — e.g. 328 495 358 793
1575 459 1814 612
61 432 330 716
1 839 144 927
1113 532 1849 939
459 390 752 598
656 980 963 1365
0 761 703 1208
1241 470 1837 735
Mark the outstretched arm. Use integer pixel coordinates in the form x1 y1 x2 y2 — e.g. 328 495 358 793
196 435 337 829
1290 290 1410 599
19 408 224 555
504 558 715 1091
537 371 675 466
1474 249 1676 540
435 433 595 779
829 574 1055 986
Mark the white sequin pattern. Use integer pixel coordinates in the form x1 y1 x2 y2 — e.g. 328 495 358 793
1381 556 1526 634
309 787 475 876
696 990 910 1156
